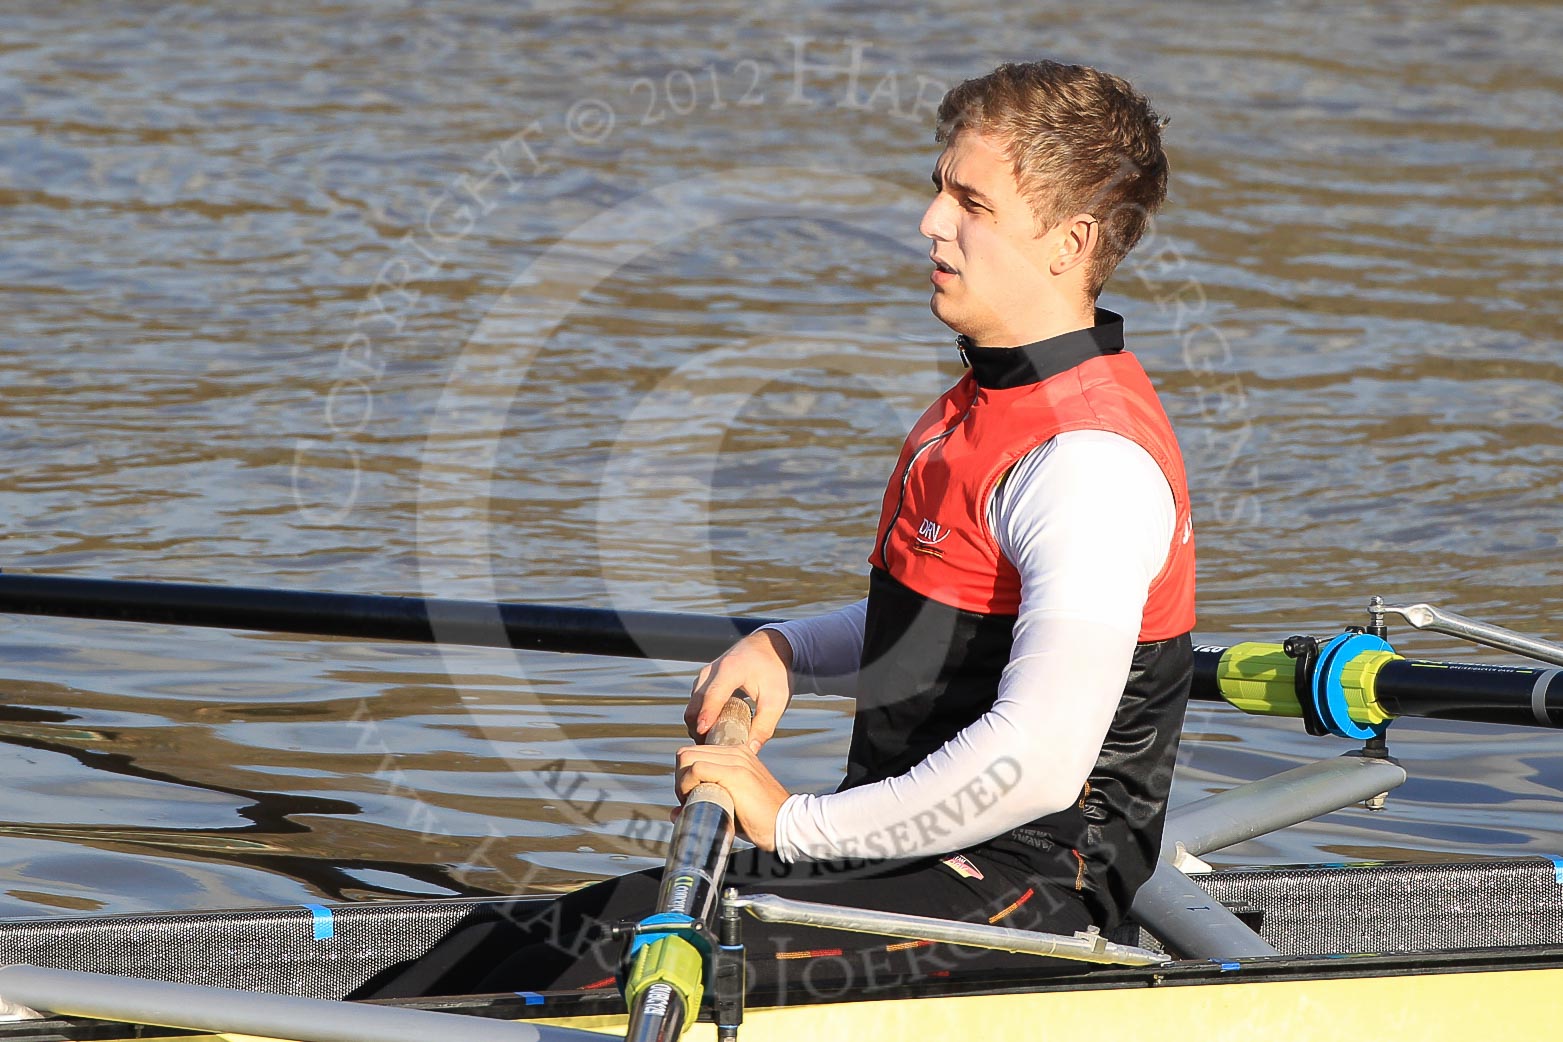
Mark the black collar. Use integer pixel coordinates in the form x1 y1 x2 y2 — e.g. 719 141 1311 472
958 308 1125 390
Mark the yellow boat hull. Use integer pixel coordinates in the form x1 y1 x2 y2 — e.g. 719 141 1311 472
539 964 1563 1040
128 962 1563 1042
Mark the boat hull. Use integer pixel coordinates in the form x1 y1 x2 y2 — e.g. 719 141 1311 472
9 950 1560 1042
1 857 1560 1040
541 960 1563 1040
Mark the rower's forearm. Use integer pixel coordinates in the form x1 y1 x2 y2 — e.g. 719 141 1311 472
763 598 867 698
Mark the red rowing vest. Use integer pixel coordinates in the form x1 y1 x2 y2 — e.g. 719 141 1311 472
868 350 1195 637
847 314 1196 927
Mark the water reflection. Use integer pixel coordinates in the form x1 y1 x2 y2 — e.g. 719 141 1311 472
0 2 1560 913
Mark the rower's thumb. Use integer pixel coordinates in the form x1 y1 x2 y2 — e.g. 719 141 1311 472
747 713 777 752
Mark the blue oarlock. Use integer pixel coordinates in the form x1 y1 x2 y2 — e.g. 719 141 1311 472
1309 632 1394 741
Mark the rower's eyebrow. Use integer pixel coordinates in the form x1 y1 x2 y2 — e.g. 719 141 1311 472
930 167 994 207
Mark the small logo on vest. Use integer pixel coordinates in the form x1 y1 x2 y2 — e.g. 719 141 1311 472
939 854 985 880
912 517 952 558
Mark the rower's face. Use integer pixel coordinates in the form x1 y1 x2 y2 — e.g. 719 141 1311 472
919 130 1058 346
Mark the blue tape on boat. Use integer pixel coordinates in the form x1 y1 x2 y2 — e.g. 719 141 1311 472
1219 961 1241 972
1545 856 1563 884
302 903 334 941
515 991 545 1006
1311 633 1392 741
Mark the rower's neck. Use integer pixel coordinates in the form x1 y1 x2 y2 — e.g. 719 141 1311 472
958 303 1098 350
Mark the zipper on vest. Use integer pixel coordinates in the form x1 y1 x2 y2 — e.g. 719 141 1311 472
877 395 977 568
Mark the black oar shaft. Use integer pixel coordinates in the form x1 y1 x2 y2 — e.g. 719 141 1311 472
0 574 776 661
1373 658 1563 728
8 575 1562 732
1190 646 1233 710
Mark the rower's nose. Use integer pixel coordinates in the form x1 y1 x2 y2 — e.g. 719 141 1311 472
920 194 955 242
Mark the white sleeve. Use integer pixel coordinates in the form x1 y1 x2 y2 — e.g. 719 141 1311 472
772 431 1175 863
762 600 867 698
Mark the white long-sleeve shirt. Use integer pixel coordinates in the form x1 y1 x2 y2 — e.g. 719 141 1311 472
767 429 1176 863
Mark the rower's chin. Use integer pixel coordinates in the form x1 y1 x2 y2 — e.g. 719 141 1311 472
928 287 958 318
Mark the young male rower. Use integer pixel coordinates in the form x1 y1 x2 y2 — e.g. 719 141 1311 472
673 57 1194 976
361 59 1194 999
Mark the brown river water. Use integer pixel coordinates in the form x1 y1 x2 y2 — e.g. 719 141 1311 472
0 2 1560 916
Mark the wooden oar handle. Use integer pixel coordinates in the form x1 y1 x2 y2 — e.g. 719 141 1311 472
702 691 755 749
686 692 755 818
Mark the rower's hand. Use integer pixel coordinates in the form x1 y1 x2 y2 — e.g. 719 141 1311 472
675 744 791 851
687 628 794 752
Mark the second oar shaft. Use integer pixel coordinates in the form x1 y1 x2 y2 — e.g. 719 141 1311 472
623 983 689 1042
625 696 753 1042
651 699 753 923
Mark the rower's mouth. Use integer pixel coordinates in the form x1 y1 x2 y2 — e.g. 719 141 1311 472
931 255 957 275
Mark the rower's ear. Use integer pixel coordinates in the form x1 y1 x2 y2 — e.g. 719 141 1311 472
1048 213 1100 277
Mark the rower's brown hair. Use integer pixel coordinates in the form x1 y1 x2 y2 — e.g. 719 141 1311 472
935 62 1169 299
